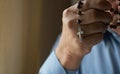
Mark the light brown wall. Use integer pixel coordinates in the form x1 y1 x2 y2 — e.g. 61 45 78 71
0 0 24 74
0 0 41 74
0 0 70 74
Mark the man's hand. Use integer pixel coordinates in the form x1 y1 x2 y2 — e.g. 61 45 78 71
55 0 112 70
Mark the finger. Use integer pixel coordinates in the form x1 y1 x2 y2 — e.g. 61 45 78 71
62 9 110 36
62 3 82 21
67 0 112 13
66 3 79 14
81 32 103 53
62 8 80 38
80 0 112 11
110 14 118 25
80 22 107 36
80 9 112 24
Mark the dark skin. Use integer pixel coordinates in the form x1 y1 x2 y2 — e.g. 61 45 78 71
55 0 120 70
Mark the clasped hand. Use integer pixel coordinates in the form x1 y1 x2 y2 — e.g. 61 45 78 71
56 0 112 70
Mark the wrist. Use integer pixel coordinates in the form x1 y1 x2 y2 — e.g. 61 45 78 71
55 46 84 70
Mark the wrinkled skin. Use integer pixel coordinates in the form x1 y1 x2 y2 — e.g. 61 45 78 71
55 0 120 70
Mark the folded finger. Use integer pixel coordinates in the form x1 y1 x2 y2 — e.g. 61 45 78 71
81 0 112 11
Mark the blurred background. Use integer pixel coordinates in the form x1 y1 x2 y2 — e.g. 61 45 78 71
0 0 71 74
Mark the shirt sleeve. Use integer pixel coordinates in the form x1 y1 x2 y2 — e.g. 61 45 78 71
39 50 79 74
39 35 79 74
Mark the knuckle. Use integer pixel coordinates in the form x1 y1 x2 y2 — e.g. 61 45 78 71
62 17 74 28
63 9 70 16
68 19 73 25
62 11 75 28
66 19 74 28
63 15 74 25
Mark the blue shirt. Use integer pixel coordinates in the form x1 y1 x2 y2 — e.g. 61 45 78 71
39 29 120 74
